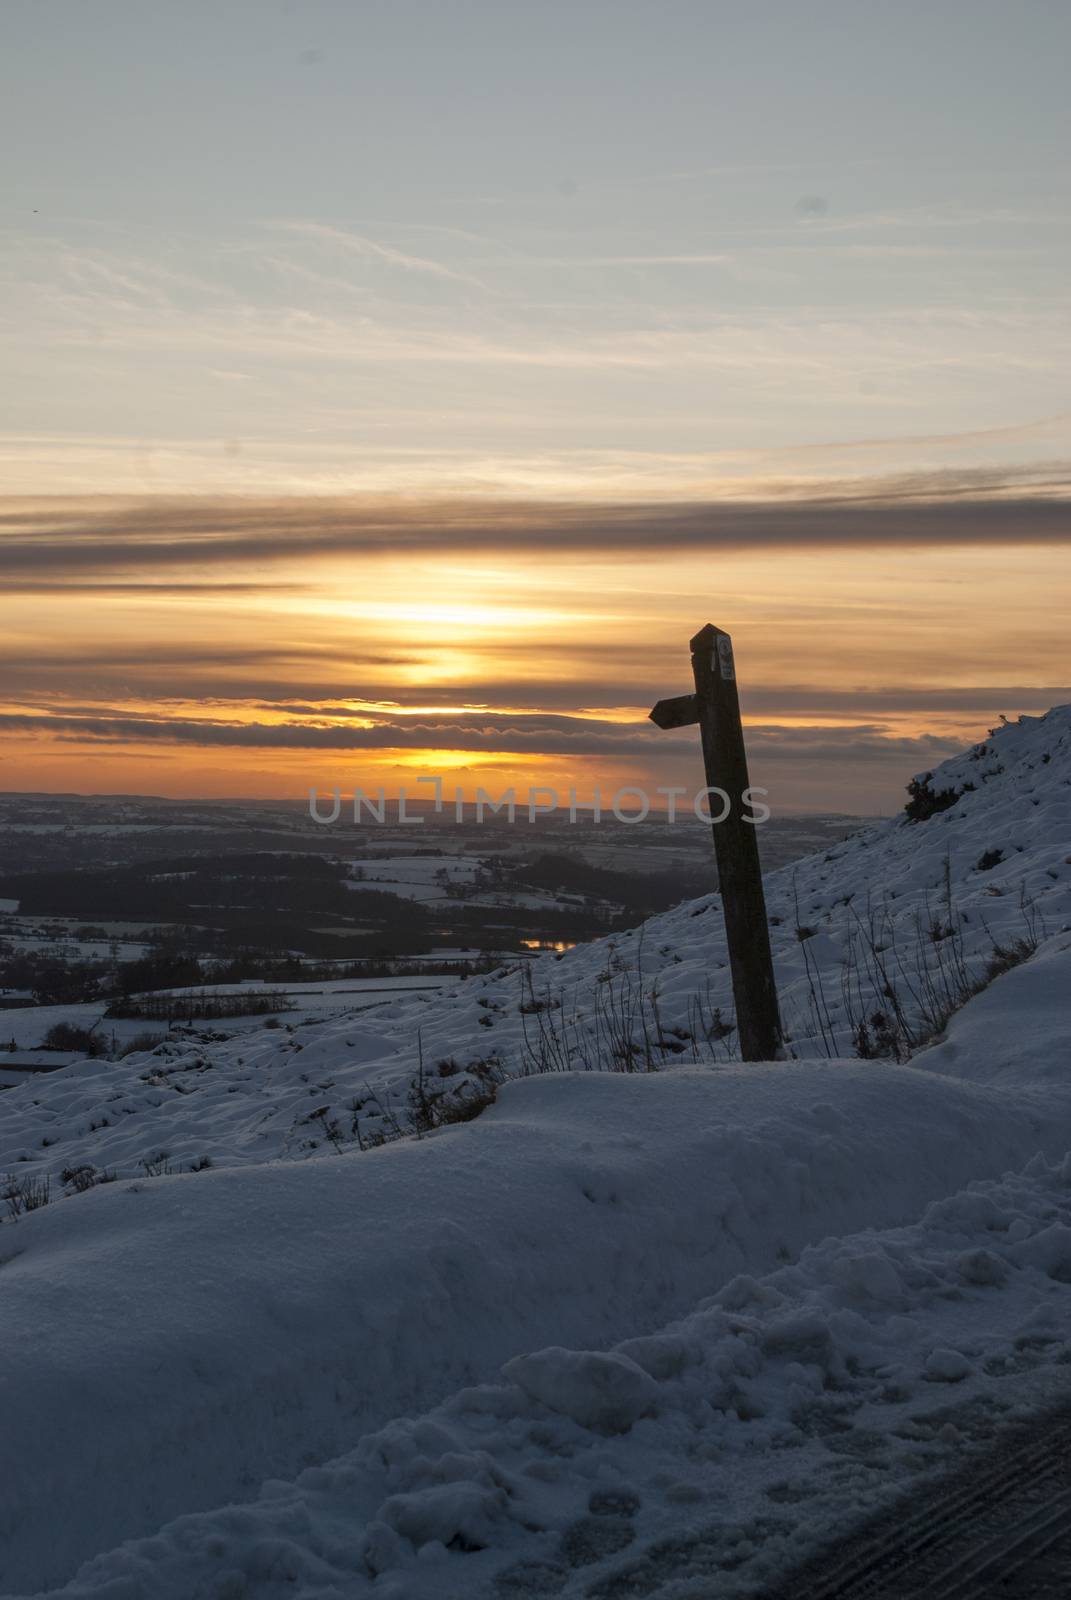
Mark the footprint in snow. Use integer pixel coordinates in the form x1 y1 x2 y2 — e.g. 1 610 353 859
495 1486 640 1595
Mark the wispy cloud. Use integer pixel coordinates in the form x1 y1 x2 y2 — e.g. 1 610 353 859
268 221 494 292
2 475 1067 581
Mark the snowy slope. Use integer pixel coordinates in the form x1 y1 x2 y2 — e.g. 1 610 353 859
2 706 1069 1187
1 709 1070 1595
23 1142 1071 1600
1 935 1070 1595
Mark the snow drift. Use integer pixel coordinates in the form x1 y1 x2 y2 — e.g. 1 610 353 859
26 1138 1071 1600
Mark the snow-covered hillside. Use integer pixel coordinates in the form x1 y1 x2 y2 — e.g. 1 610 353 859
3 706 1068 1184
1 708 1070 1597
24 1130 1071 1600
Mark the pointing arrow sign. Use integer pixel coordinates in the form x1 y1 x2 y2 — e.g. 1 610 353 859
648 692 699 730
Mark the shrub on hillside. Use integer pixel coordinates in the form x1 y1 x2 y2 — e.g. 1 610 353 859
39 1022 105 1056
904 775 974 822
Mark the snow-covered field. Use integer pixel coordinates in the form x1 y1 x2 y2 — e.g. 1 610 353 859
349 854 579 912
1 708 1070 1597
0 977 449 1064
0 931 152 961
350 855 485 903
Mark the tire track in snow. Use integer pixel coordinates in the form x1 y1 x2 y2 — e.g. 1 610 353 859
758 1402 1071 1600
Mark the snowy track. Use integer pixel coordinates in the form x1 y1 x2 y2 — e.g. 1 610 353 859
762 1403 1071 1600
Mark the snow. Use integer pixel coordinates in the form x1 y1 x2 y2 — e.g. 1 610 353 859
7 1027 1069 1593
1 707 1070 1596
502 1348 662 1433
923 1346 974 1383
124 975 450 1020
11 1142 1071 1599
348 856 581 913
349 855 485 903
0 935 151 961
0 978 451 1097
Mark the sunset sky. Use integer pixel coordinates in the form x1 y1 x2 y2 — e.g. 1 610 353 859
2 0 1069 813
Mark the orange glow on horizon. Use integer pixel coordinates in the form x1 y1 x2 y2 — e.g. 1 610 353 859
3 498 1068 814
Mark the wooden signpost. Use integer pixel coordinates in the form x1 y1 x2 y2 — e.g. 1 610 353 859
650 623 782 1062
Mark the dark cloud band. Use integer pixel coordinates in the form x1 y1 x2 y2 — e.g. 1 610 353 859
0 707 963 766
2 482 1069 578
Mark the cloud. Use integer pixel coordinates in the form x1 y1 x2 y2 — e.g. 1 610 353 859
268 222 494 292
0 644 412 672
257 684 1071 718
0 707 966 768
254 681 1062 720
0 581 311 595
0 708 688 757
1 474 1068 580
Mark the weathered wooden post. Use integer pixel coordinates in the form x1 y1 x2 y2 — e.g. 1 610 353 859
650 623 782 1061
